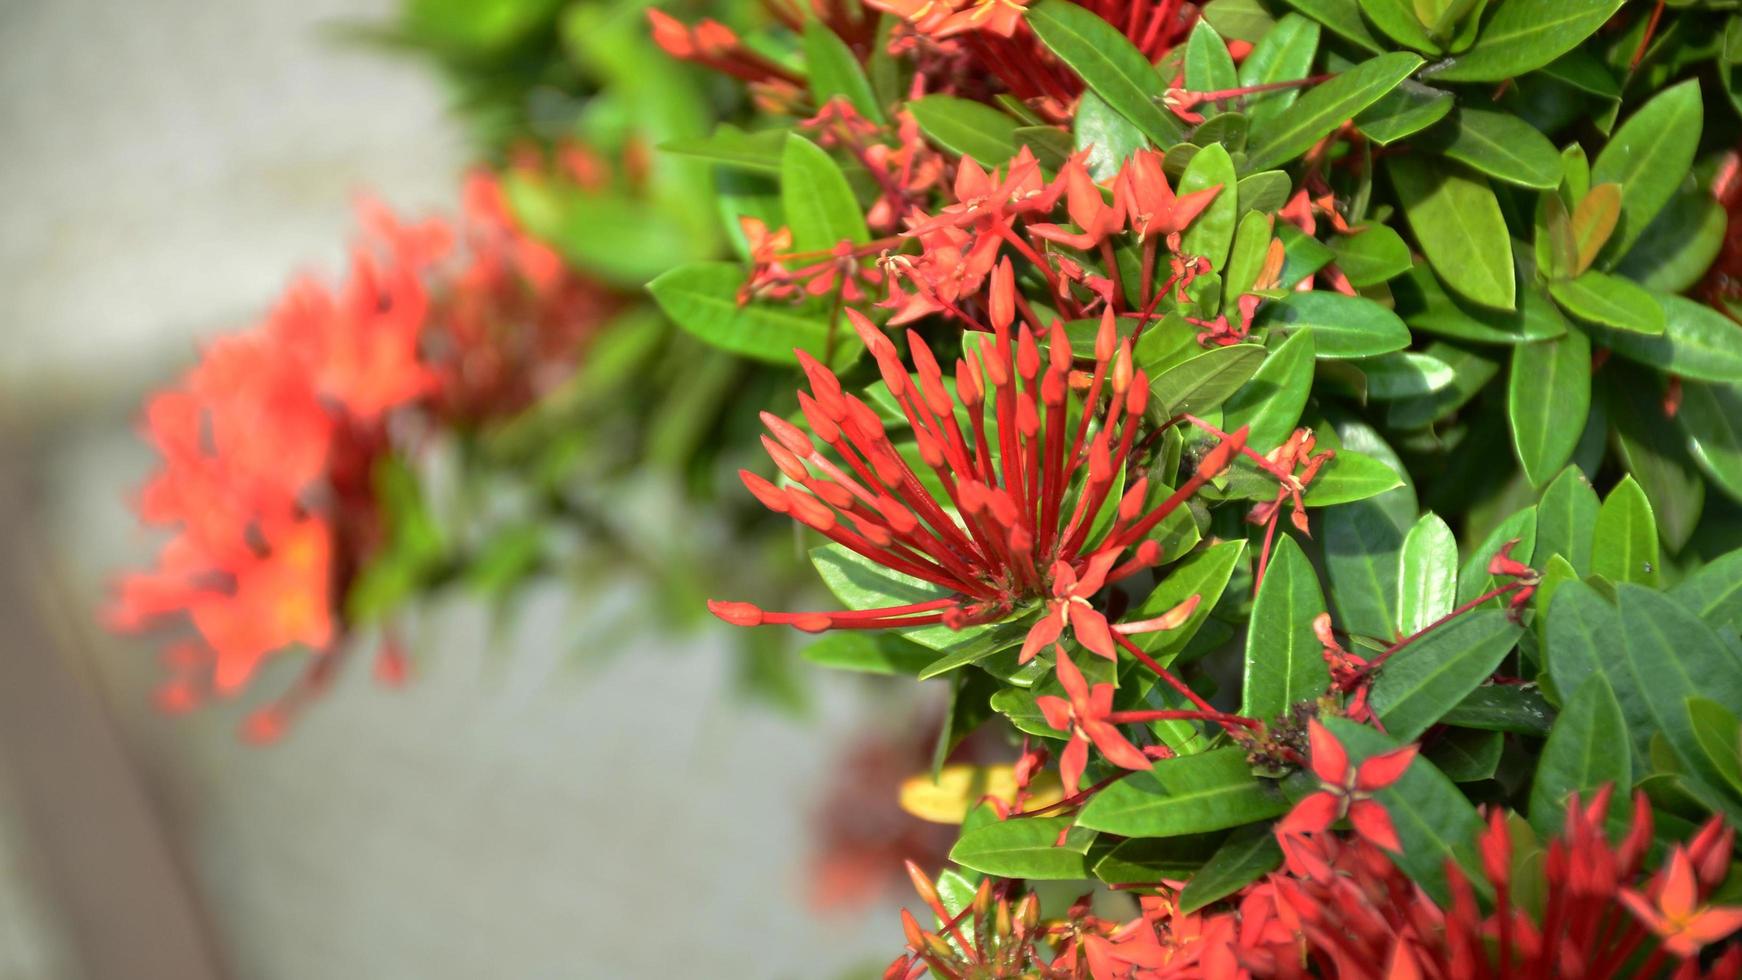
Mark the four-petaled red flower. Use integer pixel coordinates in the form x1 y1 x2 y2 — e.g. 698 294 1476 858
1278 720 1415 867
1619 845 1742 957
1035 649 1151 791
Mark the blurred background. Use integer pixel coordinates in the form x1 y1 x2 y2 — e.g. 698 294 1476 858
0 1 922 976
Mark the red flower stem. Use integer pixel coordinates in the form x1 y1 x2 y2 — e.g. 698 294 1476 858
1014 771 1131 817
1112 631 1221 717
1363 581 1527 673
1099 240 1125 314
1252 507 1281 597
1139 237 1157 309
1190 74 1336 103
1106 708 1257 728
1631 0 1667 70
1178 414 1294 480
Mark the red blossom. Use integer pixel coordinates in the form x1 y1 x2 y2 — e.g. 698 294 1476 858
1035 649 1151 791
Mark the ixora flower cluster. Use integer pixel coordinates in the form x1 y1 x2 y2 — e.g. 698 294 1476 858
110 168 614 736
646 0 1742 970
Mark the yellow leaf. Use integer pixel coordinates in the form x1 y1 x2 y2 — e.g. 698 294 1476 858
899 764 1066 824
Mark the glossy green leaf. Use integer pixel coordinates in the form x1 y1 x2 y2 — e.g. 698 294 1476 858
1359 351 1456 400
1237 14 1320 123
1609 369 1706 552
1148 343 1267 416
1237 171 1294 214
1091 833 1223 885
1546 272 1664 335
1620 585 1742 801
803 20 884 123
1616 190 1728 294
1241 536 1330 720
1077 748 1288 836
1398 513 1458 636
1387 155 1515 310
1426 0 1624 83
1588 294 1742 384
1371 609 1522 742
1442 685 1554 736
1359 0 1440 52
1457 505 1536 606
648 262 836 365
1680 382 1742 504
1179 143 1239 273
1591 79 1703 264
1185 19 1239 93
1673 549 1742 632
1027 0 1186 148
950 816 1096 880
1302 451 1405 505
909 94 1019 166
1391 265 1566 345
1178 824 1282 913
1256 291 1410 358
1425 727 1503 782
1417 108 1562 189
1221 331 1313 454
1203 0 1276 40
1508 327 1591 488
1129 541 1248 657
782 135 868 252
1592 476 1660 587
1687 698 1742 796
802 633 935 675
660 125 787 174
1529 674 1629 835
1536 466 1599 575
1323 719 1485 904
1325 500 1407 641
1074 91 1146 180
1385 342 1499 430
1328 225 1413 287
1223 211 1276 303
1278 0 1383 51
1354 81 1453 145
1246 52 1423 171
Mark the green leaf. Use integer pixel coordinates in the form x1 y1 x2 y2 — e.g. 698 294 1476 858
1398 512 1458 636
1609 370 1705 553
1354 81 1454 145
782 134 868 252
1328 225 1413 287
1241 535 1330 720
910 95 1019 165
1091 833 1224 884
1236 14 1320 124
1673 548 1742 631
1442 685 1554 736
1687 698 1742 796
1529 674 1629 835
1546 580 1649 758
1619 584 1742 800
1074 91 1147 180
648 262 838 365
1256 292 1410 358
949 816 1096 880
1415 107 1562 189
803 20 884 124
1149 343 1266 416
1546 272 1664 335
1536 466 1599 575
1386 342 1500 430
1425 0 1624 83
1237 171 1294 214
1358 351 1456 400
1681 382 1742 504
507 179 704 287
1223 211 1276 303
1322 718 1485 904
1386 155 1515 310
1325 500 1407 641
802 633 936 675
1203 0 1277 41
660 125 788 174
1178 824 1282 913
1277 0 1383 52
1185 19 1239 93
1587 294 1742 384
1457 505 1535 606
1303 451 1406 506
1223 329 1314 452
1179 144 1239 273
1391 264 1567 345
1592 476 1660 587
1359 0 1441 52
1425 727 1503 783
1246 52 1423 172
1027 0 1186 148
1129 541 1248 657
1590 79 1703 265
1371 609 1522 742
1508 327 1591 488
1616 190 1729 294
1077 748 1289 837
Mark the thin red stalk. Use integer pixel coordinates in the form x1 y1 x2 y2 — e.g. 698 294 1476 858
1112 631 1222 718
1364 581 1526 673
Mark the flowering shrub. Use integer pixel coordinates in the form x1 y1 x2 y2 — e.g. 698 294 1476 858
111 0 1742 969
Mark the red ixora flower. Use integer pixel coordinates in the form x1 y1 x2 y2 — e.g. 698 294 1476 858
707 305 1245 656
1277 719 1416 871
1035 649 1152 791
